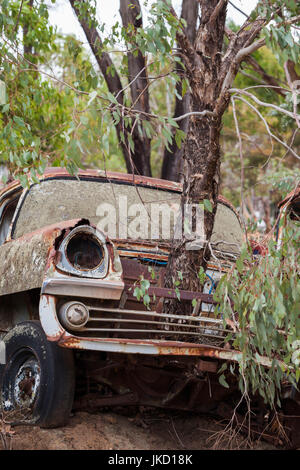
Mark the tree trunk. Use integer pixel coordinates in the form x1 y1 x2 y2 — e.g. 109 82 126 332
70 0 152 176
164 0 229 313
161 0 199 182
119 0 152 176
163 112 224 314
163 0 268 312
23 0 34 56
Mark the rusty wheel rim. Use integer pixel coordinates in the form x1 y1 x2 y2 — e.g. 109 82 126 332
13 357 41 410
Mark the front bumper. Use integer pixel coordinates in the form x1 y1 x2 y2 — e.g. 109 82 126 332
39 294 273 366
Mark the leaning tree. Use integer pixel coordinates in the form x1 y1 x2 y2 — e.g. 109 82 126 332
0 0 299 297
67 0 300 297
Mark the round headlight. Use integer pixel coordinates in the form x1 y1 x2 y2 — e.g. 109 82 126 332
58 301 89 331
55 225 109 278
66 233 104 271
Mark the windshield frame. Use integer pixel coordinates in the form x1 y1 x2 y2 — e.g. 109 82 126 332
11 176 244 256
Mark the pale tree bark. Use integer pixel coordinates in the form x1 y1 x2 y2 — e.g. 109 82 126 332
161 0 199 182
70 0 152 175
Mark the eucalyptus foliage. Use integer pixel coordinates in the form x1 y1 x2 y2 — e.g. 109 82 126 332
0 0 299 190
214 217 300 407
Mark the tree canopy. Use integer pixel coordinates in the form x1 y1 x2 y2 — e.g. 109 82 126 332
0 1 299 200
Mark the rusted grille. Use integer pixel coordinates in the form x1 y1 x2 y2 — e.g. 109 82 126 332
70 302 232 343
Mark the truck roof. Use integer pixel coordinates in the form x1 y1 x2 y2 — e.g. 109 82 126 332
0 167 238 214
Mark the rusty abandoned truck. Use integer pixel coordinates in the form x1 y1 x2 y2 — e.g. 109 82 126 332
0 168 298 442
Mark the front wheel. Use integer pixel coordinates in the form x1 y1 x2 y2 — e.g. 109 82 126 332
0 321 75 428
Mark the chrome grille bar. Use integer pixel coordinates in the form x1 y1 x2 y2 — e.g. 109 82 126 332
86 306 223 325
87 316 231 334
78 327 226 340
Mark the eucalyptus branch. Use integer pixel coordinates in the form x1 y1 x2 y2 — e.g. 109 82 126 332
172 110 215 121
241 36 266 58
233 95 299 161
243 56 287 96
228 1 248 19
277 14 300 28
209 0 227 25
230 88 300 122
13 0 24 34
231 97 245 213
284 61 300 129
114 64 147 102
221 38 266 94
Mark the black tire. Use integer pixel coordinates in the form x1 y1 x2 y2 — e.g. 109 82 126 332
0 321 75 428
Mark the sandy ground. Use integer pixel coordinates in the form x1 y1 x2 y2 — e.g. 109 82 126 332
2 408 277 451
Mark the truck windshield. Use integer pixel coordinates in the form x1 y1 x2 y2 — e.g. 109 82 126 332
13 178 244 254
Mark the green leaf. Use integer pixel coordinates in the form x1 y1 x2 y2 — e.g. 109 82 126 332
143 294 150 306
80 115 89 125
219 374 229 389
203 199 213 213
18 174 29 188
13 116 26 127
1 174 8 184
236 258 244 274
218 363 228 374
141 278 150 291
198 267 206 285
167 117 179 128
182 78 188 98
1 103 9 113
174 129 185 149
0 80 6 105
133 287 142 301
87 90 98 106
106 91 119 105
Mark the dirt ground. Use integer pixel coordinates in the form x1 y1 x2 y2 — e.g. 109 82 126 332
2 408 277 451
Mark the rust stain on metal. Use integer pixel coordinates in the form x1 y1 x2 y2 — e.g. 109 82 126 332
41 294 65 342
0 219 89 297
59 334 233 356
118 250 169 261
